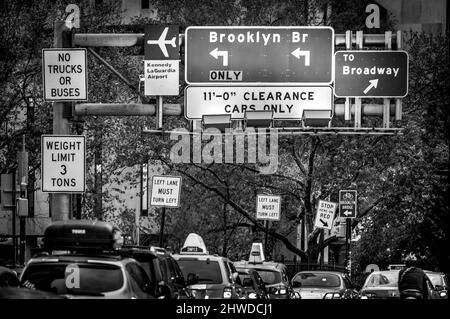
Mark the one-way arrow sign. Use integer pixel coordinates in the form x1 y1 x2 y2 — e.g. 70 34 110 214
314 200 337 230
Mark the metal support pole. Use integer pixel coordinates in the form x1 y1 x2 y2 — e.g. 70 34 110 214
345 220 351 275
157 96 163 130
159 207 166 247
319 229 325 268
19 216 25 265
354 31 363 128
51 20 71 222
18 135 28 265
344 31 352 122
12 169 17 268
264 220 269 258
383 31 392 129
395 31 403 122
87 47 147 102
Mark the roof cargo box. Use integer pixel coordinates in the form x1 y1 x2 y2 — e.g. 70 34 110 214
43 220 123 251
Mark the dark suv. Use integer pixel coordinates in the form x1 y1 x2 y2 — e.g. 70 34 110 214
122 245 191 299
19 220 155 299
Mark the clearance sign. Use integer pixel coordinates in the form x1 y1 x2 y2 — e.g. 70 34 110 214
42 48 88 101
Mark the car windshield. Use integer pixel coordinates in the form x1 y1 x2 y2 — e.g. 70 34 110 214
426 273 446 287
364 272 399 288
292 273 340 288
177 259 223 284
21 262 123 295
253 269 282 285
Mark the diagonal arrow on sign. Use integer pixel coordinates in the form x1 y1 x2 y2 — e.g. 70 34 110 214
363 79 378 94
319 219 328 227
210 48 229 66
291 48 310 66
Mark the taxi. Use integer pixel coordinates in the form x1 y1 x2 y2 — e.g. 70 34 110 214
172 233 246 299
234 243 300 299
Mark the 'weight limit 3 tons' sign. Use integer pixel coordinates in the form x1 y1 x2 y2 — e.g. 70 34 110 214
42 49 88 101
41 135 85 193
150 175 182 208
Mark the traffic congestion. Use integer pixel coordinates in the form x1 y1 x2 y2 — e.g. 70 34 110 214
0 220 447 300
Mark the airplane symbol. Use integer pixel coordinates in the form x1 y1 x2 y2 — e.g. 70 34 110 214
147 27 177 58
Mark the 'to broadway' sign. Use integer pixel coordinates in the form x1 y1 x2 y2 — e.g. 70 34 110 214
185 26 334 84
334 50 409 97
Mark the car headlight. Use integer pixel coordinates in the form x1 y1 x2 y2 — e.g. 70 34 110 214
440 291 447 297
360 292 377 299
248 292 257 299
269 287 287 295
324 292 341 299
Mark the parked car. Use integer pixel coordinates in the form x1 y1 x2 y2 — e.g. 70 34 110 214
237 268 269 299
291 270 359 299
121 245 192 299
19 220 155 299
234 243 299 299
359 270 401 299
172 233 247 299
425 270 448 299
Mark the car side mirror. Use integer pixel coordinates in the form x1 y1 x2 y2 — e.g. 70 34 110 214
186 273 199 286
242 278 254 287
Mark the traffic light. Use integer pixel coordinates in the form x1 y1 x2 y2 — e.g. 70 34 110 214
0 173 14 211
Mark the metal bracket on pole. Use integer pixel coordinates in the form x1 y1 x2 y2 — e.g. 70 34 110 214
395 30 403 121
344 31 352 122
354 31 363 128
156 96 163 130
87 47 147 102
